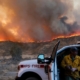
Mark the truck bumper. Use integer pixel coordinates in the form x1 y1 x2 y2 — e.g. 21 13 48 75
15 76 21 80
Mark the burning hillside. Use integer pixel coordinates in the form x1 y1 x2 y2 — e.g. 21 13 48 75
0 0 80 42
0 35 80 59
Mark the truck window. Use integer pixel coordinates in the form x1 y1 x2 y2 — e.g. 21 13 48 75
77 47 80 56
57 46 80 80
57 48 70 68
57 48 70 80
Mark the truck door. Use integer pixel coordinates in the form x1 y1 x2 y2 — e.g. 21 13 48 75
48 41 60 80
37 41 60 80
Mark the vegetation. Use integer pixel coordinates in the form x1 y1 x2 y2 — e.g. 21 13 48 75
10 43 22 61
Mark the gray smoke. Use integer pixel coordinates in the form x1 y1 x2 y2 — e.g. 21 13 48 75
0 0 79 42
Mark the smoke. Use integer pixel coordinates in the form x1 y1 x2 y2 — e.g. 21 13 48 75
0 0 80 42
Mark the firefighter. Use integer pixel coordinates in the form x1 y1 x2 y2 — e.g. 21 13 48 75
61 47 80 80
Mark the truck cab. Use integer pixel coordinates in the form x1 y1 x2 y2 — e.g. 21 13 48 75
15 41 80 80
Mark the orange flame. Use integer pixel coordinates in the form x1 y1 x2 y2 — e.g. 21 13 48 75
0 0 80 43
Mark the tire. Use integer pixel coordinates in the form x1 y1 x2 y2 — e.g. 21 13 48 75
25 77 39 80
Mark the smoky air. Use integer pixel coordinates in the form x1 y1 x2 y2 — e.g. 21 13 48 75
0 0 80 42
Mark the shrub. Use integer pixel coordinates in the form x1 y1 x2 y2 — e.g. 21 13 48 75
10 44 22 61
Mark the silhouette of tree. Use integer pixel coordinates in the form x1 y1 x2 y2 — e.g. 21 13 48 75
10 44 22 61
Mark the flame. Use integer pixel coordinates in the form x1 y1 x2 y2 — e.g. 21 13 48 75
0 6 8 25
53 33 80 40
0 0 80 43
0 5 14 26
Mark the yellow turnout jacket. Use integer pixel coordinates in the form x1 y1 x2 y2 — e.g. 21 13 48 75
61 54 80 79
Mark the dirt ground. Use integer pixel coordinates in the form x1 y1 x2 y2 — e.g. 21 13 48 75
0 54 39 80
0 36 80 80
0 58 18 80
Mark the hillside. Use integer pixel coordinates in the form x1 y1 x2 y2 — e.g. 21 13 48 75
0 36 80 80
0 36 80 60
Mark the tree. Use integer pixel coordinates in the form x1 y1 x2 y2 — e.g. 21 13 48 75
10 44 22 61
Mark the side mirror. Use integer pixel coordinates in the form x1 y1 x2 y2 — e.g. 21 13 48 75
37 54 45 64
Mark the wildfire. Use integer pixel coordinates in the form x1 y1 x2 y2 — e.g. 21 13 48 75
0 0 80 43
54 33 80 40
0 5 14 25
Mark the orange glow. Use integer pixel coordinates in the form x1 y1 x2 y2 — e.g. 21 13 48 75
0 0 80 43
0 38 6 41
0 5 14 26
53 34 80 39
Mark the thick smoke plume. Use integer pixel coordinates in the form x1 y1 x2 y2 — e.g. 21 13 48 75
0 0 80 42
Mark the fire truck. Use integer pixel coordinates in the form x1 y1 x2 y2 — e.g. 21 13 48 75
15 41 80 80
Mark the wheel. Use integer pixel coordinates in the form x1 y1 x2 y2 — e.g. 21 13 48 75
25 77 39 80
